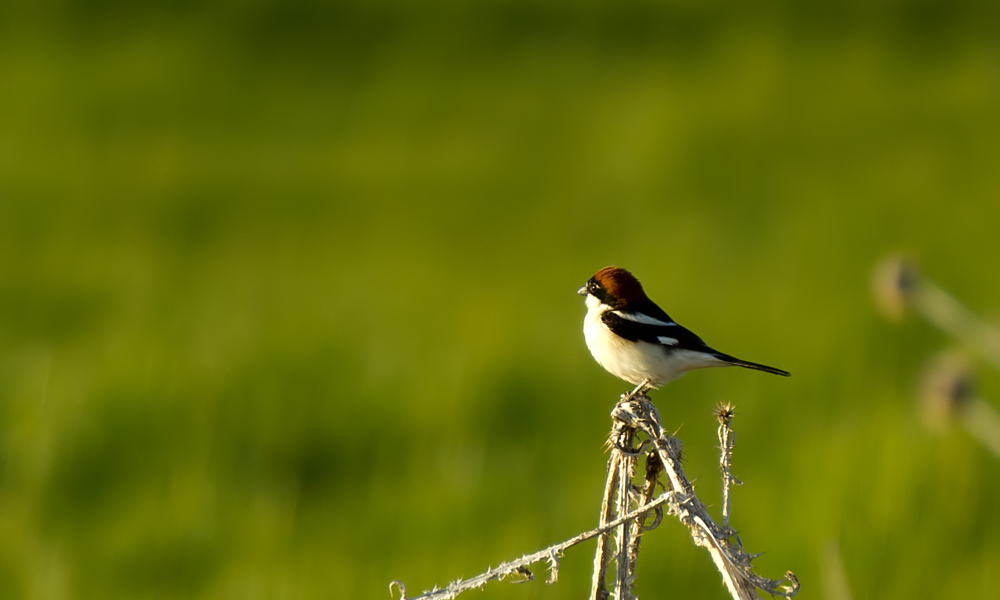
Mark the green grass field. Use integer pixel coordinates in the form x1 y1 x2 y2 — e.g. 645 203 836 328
3 1 1000 598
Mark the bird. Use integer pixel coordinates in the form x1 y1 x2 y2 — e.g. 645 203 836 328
578 266 789 396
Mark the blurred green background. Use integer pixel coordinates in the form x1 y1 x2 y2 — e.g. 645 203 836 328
3 0 1000 598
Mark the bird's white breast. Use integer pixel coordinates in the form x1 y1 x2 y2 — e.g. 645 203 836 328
583 295 719 387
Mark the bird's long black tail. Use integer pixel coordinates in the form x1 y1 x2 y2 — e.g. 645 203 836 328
717 354 790 377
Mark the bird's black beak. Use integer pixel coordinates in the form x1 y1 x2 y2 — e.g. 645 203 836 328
577 286 588 296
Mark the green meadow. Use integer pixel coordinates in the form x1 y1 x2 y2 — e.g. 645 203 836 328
2 1 1000 598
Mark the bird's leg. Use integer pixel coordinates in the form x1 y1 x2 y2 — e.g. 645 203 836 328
620 379 651 403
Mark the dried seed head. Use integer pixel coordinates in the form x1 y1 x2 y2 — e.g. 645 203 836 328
921 351 975 428
716 402 735 425
873 254 921 321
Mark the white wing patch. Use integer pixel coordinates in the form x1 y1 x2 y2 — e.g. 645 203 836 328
657 336 679 346
612 311 676 326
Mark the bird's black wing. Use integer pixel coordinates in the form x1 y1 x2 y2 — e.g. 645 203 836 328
627 299 675 324
601 311 710 351
605 304 791 377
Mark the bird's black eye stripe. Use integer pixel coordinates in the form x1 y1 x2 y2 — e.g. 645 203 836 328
587 279 608 302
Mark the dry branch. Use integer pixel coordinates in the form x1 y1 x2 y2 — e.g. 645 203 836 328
390 492 675 600
875 255 1000 369
876 255 1000 458
391 393 799 600
613 396 798 600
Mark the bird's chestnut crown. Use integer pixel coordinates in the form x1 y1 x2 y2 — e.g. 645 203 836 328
587 267 649 308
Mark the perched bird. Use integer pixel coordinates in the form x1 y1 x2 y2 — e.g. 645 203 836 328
578 266 789 395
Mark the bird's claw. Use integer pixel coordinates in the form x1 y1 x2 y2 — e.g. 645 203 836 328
618 379 652 404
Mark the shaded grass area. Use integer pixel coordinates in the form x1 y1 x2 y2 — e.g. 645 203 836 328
2 1 1000 598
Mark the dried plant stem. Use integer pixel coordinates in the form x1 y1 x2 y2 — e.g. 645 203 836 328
593 400 644 600
391 393 799 600
613 427 637 600
879 258 1000 460
960 397 1000 459
390 491 675 600
821 540 854 600
589 452 621 600
615 397 799 600
877 256 1000 371
913 279 1000 371
718 403 740 529
627 453 661 574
